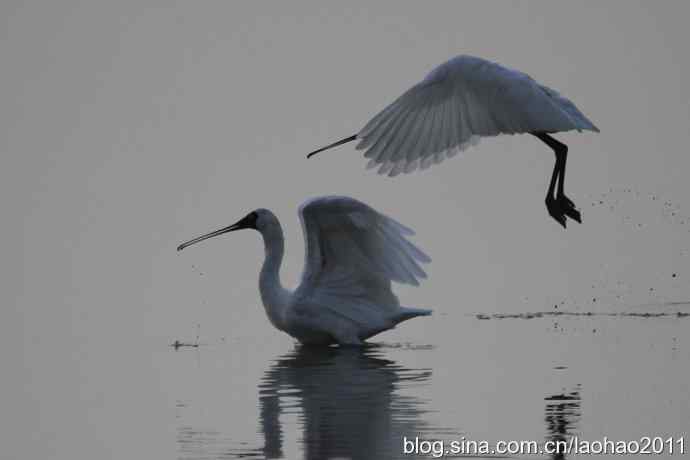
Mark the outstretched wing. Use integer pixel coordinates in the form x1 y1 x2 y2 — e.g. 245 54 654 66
294 196 430 318
356 55 599 177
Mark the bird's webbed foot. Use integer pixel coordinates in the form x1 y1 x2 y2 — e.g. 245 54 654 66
546 194 582 229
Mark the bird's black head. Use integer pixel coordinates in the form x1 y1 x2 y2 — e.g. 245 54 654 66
235 211 259 230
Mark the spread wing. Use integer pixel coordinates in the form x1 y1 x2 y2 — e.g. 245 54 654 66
294 196 430 319
356 55 599 176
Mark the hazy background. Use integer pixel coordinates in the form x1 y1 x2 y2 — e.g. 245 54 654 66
2 2 689 459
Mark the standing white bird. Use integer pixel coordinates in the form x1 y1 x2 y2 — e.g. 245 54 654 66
307 55 600 228
177 196 431 346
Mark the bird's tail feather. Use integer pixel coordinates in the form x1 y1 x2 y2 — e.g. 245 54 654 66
394 306 432 324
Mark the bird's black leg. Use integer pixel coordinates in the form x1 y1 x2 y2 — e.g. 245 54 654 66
532 132 582 228
545 147 566 228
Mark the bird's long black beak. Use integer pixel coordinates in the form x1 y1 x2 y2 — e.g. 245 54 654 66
177 213 257 252
306 134 358 159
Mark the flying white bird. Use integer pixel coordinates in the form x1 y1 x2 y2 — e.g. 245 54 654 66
177 196 431 346
307 55 600 228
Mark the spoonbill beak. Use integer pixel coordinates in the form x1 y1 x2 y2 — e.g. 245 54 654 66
177 212 257 251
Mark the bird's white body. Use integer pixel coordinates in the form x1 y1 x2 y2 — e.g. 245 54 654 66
354 55 599 176
307 54 599 228
178 196 431 346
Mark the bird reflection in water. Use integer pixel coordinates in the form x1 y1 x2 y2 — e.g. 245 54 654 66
544 385 581 460
259 345 439 460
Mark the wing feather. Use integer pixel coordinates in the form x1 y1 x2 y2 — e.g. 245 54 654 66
439 96 454 154
433 100 448 161
395 91 432 164
407 87 439 164
358 92 406 140
355 55 599 175
359 95 414 153
377 109 417 165
445 89 460 153
362 101 412 159
296 196 430 310
379 93 427 166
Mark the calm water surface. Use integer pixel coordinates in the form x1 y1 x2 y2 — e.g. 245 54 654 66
162 303 689 460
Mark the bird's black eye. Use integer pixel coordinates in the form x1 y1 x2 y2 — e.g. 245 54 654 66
246 211 259 228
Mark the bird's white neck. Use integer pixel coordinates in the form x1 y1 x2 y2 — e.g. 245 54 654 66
258 223 290 331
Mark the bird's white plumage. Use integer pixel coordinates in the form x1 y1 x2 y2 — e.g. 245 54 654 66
298 196 429 287
289 196 431 343
178 196 432 345
356 55 599 176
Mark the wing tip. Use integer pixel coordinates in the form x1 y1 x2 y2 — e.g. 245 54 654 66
419 253 432 264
